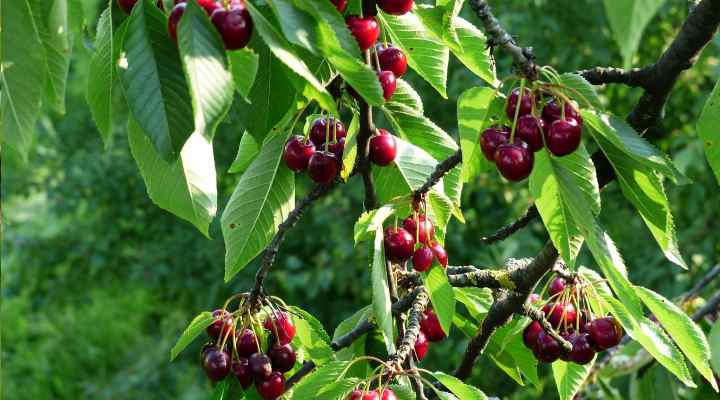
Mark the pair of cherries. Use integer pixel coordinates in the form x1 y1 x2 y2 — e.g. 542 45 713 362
283 116 347 184
384 215 448 272
348 387 397 400
166 0 253 50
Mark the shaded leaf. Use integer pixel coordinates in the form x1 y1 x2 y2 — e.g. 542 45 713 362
552 359 596 400
603 0 665 68
229 49 260 99
697 76 720 186
370 225 395 354
170 311 213 360
87 6 116 147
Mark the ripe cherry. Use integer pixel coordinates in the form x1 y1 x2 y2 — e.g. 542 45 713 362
369 129 397 166
231 357 253 388
546 118 582 156
522 320 544 350
235 328 260 358
420 308 446 342
412 246 434 272
378 70 397 101
207 309 233 339
383 226 415 262
542 302 577 329
529 293 542 303
168 3 186 41
309 116 346 147
377 0 414 15
257 371 285 400
516 115 545 152
283 135 315 172
328 137 346 159
264 310 297 345
548 277 566 297
588 316 623 350
403 215 435 245
566 332 595 365
533 331 563 363
174 0 225 15
415 330 429 360
380 388 398 400
248 352 273 381
542 99 582 125
308 151 339 184
506 87 534 119
376 43 408 77
211 3 253 50
494 141 534 181
479 126 509 161
330 0 348 13
430 242 448 268
346 15 380 51
269 343 296 372
202 347 231 381
349 390 363 400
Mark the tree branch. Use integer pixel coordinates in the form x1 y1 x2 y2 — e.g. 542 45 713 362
390 290 430 365
480 206 539 244
578 66 651 88
357 50 378 210
522 304 572 352
414 149 462 200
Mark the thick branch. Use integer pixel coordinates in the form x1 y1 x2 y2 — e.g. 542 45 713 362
578 66 651 87
357 50 378 210
390 290 430 365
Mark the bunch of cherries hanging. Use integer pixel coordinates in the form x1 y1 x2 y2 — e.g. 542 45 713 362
200 306 298 399
522 274 624 365
480 83 585 182
384 211 448 273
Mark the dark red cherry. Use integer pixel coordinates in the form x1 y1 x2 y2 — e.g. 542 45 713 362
376 43 408 77
402 214 435 245
269 343 296 372
588 317 623 350
506 87 534 119
308 151 339 184
383 226 415 262
309 116 346 147
207 309 233 339
378 70 397 101
235 328 260 358
479 126 509 161
546 118 582 156
349 390 363 400
369 129 397 166
211 4 253 50
168 3 186 41
202 347 231 381
414 330 429 360
283 135 315 172
494 142 534 181
330 0 348 13
412 246 434 272
533 331 564 363
357 391 380 400
248 352 273 381
542 99 582 125
516 114 545 152
566 332 596 365
548 277 566 297
523 320 544 350
257 371 285 400
542 302 577 329
174 0 225 15
346 15 379 51
420 308 446 342
264 310 296 345
327 137 346 160
430 242 448 268
559 331 574 362
380 388 398 400
231 357 253 388
378 0 414 15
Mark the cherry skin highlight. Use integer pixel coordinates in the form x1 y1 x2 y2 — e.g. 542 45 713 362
235 328 260 358
412 246 434 272
523 320 544 350
533 331 564 363
548 277 566 297
414 330 429 360
264 310 296 345
248 352 273 381
168 3 186 41
588 316 623 350
207 309 233 339
494 141 534 182
480 126 509 161
346 15 380 51
430 242 448 268
283 135 315 172
376 43 408 77
369 129 397 166
506 87 534 119
330 0 348 13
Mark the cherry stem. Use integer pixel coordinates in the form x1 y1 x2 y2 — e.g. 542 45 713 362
509 79 526 142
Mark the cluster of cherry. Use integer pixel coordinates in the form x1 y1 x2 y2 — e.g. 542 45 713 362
348 387 398 400
200 309 297 399
480 87 585 181
384 214 448 272
522 276 623 364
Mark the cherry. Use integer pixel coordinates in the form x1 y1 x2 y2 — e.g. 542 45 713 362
588 316 623 350
516 115 545 152
349 390 363 400
415 330 429 360
283 135 315 172
380 388 398 400
402 214 435 245
546 118 582 156
202 347 231 381
231 357 253 388
211 3 253 50
327 137 346 159
522 320 544 350
330 0 348 13
257 371 285 400
235 328 260 357
248 352 273 380
378 70 397 101
548 277 566 297
430 242 448 268
559 331 574 362
383 226 415 262
369 129 397 166
309 116 346 147
346 15 380 51
378 0 414 15
376 43 408 77
269 343 296 372
533 331 564 363
542 302 577 329
264 310 296 345
566 332 595 365
174 0 225 15
207 309 233 339
506 87 534 119
542 99 582 125
412 246 434 272
308 151 339 184
479 126 509 161
494 141 534 181
168 3 186 41
348 390 380 400
529 293 542 303
420 308 446 342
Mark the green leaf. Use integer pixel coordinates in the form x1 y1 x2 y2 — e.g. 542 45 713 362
377 11 449 98
289 305 332 345
316 378 362 400
170 311 213 360
697 76 720 186
210 378 230 400
710 319 720 374
341 114 360 180
245 1 337 114
422 265 455 336
453 287 492 322
87 6 116 147
457 87 499 182
354 205 395 245
426 189 454 244
269 0 317 54
388 384 416 400
603 0 665 68
432 371 487 400
333 306 371 342
0 0 47 158
390 79 424 114
557 73 603 110
294 316 334 364
178 0 234 139
373 137 439 203
453 312 478 338
634 286 717 390
552 359 596 400
370 225 395 354
128 118 217 236
487 319 539 386
120 0 194 160
34 0 72 114
222 130 296 281
290 360 350 400
229 132 261 174
229 49 259 100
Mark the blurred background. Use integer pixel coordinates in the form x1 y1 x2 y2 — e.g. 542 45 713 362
2 0 719 399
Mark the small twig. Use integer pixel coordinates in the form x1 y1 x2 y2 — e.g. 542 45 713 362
683 265 720 302
480 206 539 244
691 289 720 321
413 149 462 200
390 290 430 365
523 304 572 351
578 66 651 88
